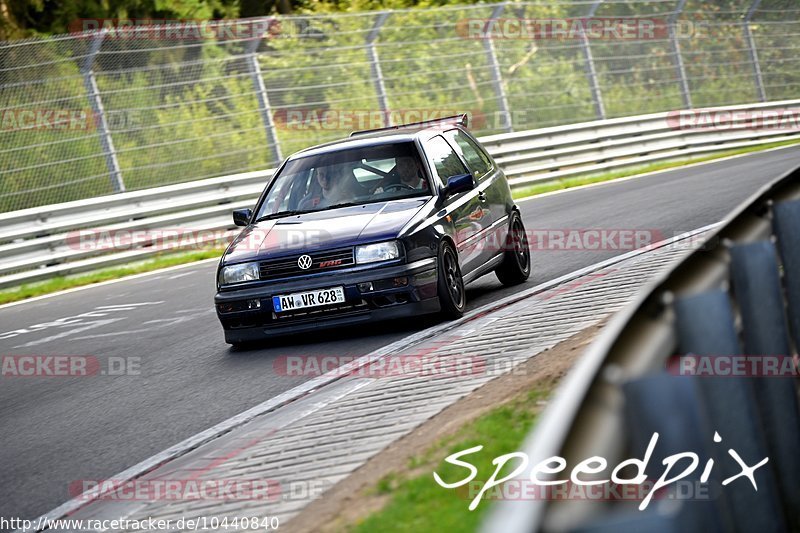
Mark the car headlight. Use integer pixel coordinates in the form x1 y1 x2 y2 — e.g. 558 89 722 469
220 262 259 284
355 241 401 264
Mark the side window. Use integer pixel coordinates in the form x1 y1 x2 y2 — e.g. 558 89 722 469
265 170 312 213
446 130 492 180
424 135 468 183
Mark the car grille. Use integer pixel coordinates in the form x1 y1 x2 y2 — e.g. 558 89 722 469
259 248 355 280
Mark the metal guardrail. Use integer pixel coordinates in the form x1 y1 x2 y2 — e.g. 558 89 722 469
3 0 799 213
0 170 271 288
1 100 799 289
484 164 800 532
483 98 800 187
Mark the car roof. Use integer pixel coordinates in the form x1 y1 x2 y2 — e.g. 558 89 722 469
288 123 466 161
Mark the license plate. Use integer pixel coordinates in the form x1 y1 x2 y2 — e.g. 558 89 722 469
272 286 345 313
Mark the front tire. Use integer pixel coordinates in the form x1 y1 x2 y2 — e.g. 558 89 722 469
496 211 531 286
437 241 466 319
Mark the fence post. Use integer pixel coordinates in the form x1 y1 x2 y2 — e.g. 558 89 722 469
744 0 767 102
581 0 606 120
670 0 692 109
80 29 125 193
484 4 513 132
246 19 283 163
367 12 391 127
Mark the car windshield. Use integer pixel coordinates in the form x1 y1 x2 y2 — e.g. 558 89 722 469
255 141 431 220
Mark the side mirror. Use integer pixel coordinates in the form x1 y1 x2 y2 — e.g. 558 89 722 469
232 208 253 227
443 173 475 197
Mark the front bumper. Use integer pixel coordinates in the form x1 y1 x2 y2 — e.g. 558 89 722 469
215 258 439 343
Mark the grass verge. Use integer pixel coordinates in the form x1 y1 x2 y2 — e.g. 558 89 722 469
0 248 224 305
348 385 552 533
510 138 800 199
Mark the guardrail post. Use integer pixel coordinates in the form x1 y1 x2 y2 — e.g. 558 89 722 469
81 29 125 193
246 20 283 163
670 0 692 109
744 0 767 102
581 0 606 120
367 12 391 127
484 4 512 132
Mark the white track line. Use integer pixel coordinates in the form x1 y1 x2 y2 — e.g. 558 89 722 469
0 257 220 311
3 144 796 311
21 222 718 530
513 142 800 203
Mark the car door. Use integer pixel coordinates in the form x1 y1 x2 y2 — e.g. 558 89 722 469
422 134 490 275
444 128 511 263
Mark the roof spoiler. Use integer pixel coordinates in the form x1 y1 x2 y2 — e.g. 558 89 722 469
349 113 468 137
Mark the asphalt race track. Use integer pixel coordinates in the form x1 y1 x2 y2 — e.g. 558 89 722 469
2 146 800 520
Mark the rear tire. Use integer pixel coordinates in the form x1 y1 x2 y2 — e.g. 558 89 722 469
437 241 466 319
495 211 531 286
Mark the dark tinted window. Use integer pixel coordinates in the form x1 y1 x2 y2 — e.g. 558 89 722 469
255 141 429 219
446 130 492 179
424 135 468 182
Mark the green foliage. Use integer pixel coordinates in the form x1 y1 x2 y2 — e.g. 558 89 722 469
0 1 796 212
351 387 550 533
0 247 224 305
1 139 796 304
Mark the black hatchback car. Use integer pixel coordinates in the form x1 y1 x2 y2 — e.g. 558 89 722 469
215 115 531 345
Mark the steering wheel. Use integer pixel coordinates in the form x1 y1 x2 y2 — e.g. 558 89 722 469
382 183 416 192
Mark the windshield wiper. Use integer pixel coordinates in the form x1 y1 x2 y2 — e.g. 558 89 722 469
313 202 365 212
255 210 309 222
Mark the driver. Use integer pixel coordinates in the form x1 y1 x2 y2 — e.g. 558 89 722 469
300 162 366 210
299 164 347 210
374 156 428 194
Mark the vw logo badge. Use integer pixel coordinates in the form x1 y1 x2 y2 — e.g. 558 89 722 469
297 254 313 270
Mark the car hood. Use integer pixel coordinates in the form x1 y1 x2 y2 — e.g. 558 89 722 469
224 198 429 263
